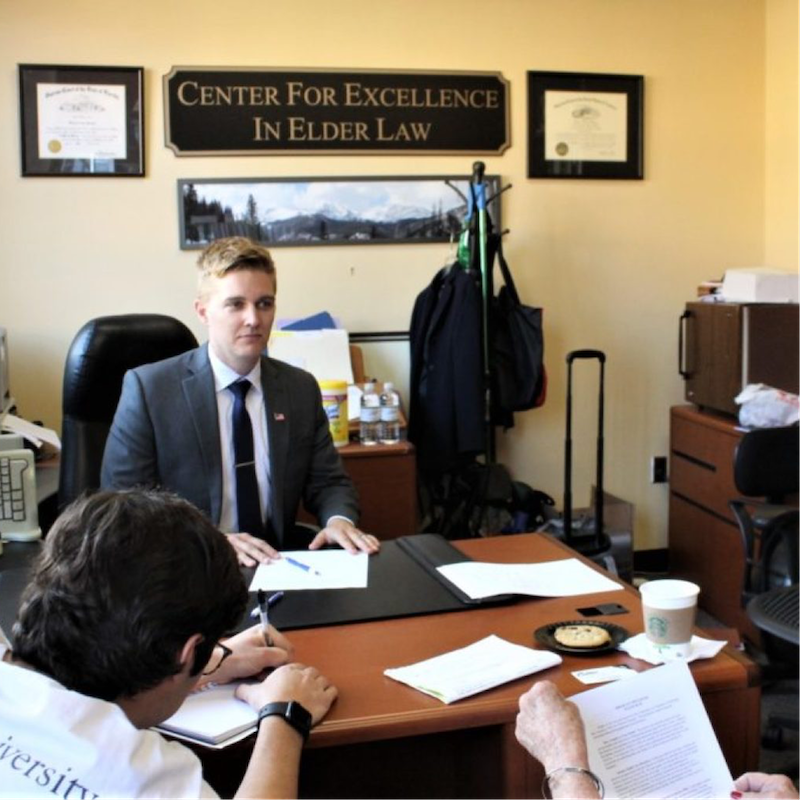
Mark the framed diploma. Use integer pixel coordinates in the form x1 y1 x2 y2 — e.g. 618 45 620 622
18 64 144 177
527 71 643 179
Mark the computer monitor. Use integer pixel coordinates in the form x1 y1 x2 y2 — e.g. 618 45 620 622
0 327 10 416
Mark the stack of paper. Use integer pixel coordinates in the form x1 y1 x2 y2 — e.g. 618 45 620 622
384 635 562 704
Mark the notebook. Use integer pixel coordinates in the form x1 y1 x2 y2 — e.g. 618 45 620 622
155 683 257 749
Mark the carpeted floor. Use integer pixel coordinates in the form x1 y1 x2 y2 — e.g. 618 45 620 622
758 676 799 778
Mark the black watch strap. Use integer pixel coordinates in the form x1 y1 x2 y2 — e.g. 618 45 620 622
257 701 312 741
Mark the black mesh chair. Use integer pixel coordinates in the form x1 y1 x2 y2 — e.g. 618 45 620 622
58 314 198 510
729 425 799 606
747 584 799 751
730 425 799 753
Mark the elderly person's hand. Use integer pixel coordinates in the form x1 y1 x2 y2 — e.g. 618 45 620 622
732 772 799 799
516 681 600 799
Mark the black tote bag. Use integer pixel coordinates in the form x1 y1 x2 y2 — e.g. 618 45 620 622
491 241 546 425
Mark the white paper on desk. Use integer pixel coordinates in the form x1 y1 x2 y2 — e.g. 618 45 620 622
1 413 61 450
437 558 622 599
384 634 562 704
571 661 733 799
249 550 368 591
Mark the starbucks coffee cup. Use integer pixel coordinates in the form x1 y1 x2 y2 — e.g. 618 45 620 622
639 579 700 658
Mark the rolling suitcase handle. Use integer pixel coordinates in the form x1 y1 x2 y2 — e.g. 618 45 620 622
564 350 606 551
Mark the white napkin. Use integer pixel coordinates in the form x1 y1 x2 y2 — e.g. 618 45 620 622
619 633 726 665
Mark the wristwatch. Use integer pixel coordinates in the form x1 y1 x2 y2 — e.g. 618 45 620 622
257 701 313 741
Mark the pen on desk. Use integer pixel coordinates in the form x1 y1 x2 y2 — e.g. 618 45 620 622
257 589 274 647
285 556 322 576
250 591 284 619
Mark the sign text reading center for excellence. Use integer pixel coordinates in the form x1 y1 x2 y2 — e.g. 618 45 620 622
163 68 509 155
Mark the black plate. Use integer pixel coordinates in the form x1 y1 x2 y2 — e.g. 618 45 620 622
534 620 629 655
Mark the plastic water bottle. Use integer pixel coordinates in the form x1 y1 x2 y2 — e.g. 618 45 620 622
359 382 380 445
379 382 401 444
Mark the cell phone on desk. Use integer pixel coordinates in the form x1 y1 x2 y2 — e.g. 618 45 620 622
576 602 629 617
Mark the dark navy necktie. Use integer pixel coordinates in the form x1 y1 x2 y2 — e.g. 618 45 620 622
229 379 263 536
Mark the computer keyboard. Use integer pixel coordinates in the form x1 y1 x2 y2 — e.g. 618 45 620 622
0 449 41 542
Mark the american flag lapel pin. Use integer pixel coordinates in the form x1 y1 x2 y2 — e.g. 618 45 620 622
274 412 286 421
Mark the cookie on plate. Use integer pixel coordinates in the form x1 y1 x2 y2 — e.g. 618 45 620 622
553 624 611 648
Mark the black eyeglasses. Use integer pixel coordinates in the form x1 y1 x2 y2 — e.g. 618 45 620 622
201 641 233 676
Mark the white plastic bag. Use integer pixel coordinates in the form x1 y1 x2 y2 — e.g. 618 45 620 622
734 383 800 428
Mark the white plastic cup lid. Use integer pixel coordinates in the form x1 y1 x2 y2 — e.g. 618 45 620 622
640 579 700 609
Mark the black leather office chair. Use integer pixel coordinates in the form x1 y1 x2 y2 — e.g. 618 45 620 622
729 425 799 606
58 314 198 510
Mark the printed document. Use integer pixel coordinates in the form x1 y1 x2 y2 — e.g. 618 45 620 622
384 634 562 704
437 558 622 599
571 660 733 798
249 550 368 591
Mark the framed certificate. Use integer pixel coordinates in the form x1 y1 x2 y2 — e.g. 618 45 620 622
19 64 144 177
527 71 643 179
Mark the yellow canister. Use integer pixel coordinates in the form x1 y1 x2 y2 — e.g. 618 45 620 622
318 379 349 447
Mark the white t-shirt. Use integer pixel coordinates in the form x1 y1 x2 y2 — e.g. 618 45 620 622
0 638 218 799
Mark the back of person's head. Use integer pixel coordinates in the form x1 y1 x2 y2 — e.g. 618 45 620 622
13 490 247 701
196 237 276 299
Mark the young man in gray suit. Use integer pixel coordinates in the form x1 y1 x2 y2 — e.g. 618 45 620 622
101 237 380 566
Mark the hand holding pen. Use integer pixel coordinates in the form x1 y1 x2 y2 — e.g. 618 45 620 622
257 589 275 647
196 620 293 687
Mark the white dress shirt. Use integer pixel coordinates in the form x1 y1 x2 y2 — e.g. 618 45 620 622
208 349 271 534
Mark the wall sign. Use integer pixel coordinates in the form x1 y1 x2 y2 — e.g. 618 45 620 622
163 68 509 155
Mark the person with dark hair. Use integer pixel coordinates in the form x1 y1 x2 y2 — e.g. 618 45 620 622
101 236 380 567
0 490 337 798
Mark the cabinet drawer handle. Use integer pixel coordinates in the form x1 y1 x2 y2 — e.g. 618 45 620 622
673 449 716 472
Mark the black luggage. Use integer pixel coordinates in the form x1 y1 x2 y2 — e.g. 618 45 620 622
541 350 618 572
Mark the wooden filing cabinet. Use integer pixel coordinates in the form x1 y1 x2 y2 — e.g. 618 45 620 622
299 441 418 540
338 440 417 539
668 405 759 640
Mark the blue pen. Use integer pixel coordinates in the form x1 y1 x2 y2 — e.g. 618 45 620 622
285 556 322 576
250 591 284 619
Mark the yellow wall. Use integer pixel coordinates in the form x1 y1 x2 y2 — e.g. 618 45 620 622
765 0 799 267
1 0 796 550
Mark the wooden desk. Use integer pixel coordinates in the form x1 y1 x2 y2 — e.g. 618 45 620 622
201 533 760 799
299 441 418 539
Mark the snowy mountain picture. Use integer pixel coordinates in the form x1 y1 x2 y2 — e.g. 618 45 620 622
178 176 500 249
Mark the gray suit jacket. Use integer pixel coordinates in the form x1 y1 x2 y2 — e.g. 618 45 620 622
100 344 359 545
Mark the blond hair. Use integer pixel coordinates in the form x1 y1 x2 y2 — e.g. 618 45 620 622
196 237 276 298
